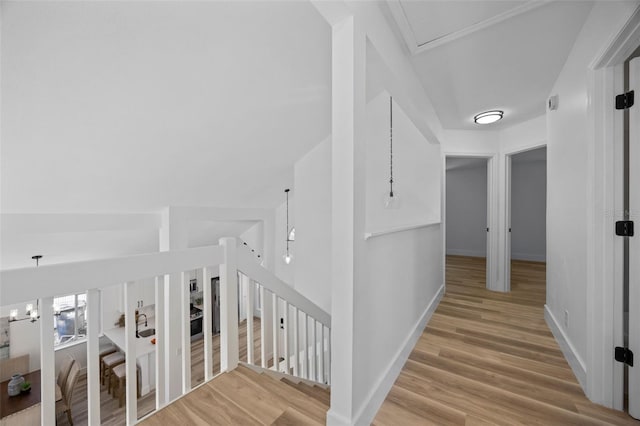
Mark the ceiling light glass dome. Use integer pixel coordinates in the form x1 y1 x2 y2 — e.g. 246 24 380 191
474 110 503 125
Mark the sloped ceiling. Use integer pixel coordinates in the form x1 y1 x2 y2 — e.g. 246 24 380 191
1 1 331 213
387 0 594 130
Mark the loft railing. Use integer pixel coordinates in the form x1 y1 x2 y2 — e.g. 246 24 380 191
0 237 331 425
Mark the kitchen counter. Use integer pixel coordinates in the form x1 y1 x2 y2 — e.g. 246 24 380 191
103 318 156 395
103 317 156 356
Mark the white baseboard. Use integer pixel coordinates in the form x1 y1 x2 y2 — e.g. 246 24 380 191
544 305 586 391
446 248 486 257
345 284 445 426
512 252 546 262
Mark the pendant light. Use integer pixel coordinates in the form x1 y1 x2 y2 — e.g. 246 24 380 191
10 255 42 323
283 189 293 265
384 96 400 209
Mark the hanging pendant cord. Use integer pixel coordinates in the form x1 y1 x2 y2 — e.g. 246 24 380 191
389 96 394 197
285 189 290 253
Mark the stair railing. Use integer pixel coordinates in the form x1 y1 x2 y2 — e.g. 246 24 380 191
0 237 330 425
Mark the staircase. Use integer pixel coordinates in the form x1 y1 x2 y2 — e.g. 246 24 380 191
139 365 330 425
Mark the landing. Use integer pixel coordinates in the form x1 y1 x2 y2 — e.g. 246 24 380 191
139 366 330 425
374 255 637 425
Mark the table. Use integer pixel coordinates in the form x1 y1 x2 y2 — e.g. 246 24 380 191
0 371 62 420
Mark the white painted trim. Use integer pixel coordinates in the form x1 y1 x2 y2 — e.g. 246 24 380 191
544 305 587 390
586 5 640 409
0 244 225 306
352 284 445 426
445 249 486 258
592 5 640 69
385 0 419 55
444 153 498 292
364 220 440 240
388 0 551 55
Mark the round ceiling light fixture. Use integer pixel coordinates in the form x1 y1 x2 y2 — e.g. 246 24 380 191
474 110 503 125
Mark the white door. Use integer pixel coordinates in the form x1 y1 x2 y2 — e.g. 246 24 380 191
486 157 493 289
628 55 640 419
505 155 512 292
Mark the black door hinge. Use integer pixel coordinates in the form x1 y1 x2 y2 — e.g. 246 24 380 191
615 346 634 366
615 220 634 236
616 90 634 109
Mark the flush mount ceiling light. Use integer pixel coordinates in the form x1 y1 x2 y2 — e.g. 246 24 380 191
474 110 503 125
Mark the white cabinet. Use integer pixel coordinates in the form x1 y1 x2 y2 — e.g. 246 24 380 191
135 278 156 309
118 278 156 310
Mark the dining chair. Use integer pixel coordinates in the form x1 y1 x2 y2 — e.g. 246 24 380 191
0 354 29 381
56 354 75 393
55 361 80 425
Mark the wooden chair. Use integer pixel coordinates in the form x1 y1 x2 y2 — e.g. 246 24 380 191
99 345 116 386
56 354 75 393
55 361 80 425
0 354 29 381
110 363 141 408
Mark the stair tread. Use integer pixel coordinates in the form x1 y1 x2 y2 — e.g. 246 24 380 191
141 366 328 425
233 366 329 422
280 377 331 406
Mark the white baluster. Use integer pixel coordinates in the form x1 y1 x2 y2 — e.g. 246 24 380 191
319 325 325 385
260 284 268 369
86 289 100 425
311 318 317 382
327 327 331 385
202 267 213 381
124 281 137 425
39 296 55 425
181 271 191 393
302 313 309 379
272 293 279 371
155 275 167 408
246 277 255 365
283 301 290 374
292 306 299 377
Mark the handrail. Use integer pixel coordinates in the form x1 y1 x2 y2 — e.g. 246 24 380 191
0 245 224 306
236 244 331 327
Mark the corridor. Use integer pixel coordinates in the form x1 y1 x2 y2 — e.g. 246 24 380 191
374 256 637 425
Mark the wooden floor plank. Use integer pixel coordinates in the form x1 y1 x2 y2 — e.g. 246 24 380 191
373 255 638 425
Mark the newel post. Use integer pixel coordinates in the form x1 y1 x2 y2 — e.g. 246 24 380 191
219 237 240 371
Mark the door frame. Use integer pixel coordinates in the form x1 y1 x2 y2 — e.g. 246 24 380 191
442 153 499 291
502 143 547 292
587 6 640 409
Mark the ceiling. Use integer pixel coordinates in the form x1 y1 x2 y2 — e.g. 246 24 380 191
387 0 594 130
1 1 331 213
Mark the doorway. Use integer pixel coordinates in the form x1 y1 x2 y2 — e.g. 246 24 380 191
506 146 547 300
445 156 490 287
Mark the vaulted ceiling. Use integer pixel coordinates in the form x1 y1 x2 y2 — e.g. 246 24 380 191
1 1 331 213
386 0 594 130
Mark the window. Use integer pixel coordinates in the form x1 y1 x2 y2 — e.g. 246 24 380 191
53 293 87 347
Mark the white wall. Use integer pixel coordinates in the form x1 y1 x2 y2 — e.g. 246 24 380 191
511 154 546 261
446 161 487 257
293 137 332 313
546 2 639 376
347 90 443 422
353 225 443 419
366 92 441 232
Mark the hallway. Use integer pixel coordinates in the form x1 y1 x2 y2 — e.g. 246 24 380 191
374 255 637 425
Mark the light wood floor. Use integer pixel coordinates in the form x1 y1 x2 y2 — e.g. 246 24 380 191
374 255 638 425
57 317 265 425
140 365 330 425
